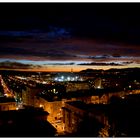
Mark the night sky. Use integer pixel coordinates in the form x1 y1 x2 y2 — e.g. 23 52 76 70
0 3 140 72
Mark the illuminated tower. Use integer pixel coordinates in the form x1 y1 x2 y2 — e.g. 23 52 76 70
71 68 73 73
94 78 103 89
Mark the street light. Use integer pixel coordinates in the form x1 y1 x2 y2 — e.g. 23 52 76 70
67 77 70 81
40 104 43 108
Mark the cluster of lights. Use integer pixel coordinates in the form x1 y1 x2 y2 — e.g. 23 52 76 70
41 88 58 95
54 76 80 82
15 76 27 80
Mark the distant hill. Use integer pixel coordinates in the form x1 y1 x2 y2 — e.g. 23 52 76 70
80 67 140 73
80 68 104 73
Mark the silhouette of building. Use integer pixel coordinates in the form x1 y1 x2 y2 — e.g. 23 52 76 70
62 101 109 136
22 86 43 106
0 107 57 137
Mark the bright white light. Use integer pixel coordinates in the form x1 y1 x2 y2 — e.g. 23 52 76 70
53 89 56 93
42 81 47 84
67 77 70 81
61 76 64 79
16 107 19 110
121 96 125 99
55 78 58 81
4 94 9 97
58 79 63 82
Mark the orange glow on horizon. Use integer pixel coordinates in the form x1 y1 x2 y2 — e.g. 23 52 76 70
0 64 140 72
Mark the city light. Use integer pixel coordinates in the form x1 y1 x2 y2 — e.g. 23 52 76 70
72 78 75 81
0 3 140 137
4 94 8 97
97 86 101 89
39 104 43 108
67 77 70 81
0 67 140 137
55 78 58 81
53 89 56 93
42 81 47 84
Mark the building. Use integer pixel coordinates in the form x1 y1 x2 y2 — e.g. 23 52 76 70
0 97 16 111
54 72 81 82
62 101 110 136
22 86 43 106
0 107 57 137
66 81 90 92
94 78 103 89
34 95 64 132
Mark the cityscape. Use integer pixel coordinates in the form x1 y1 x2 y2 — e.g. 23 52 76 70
0 2 140 137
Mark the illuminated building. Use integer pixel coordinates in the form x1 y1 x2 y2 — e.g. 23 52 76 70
34 95 64 132
94 78 103 89
54 73 81 82
0 97 16 111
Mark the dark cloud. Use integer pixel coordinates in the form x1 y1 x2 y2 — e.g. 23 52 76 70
43 62 75 65
82 55 111 59
1 3 140 45
122 61 134 65
76 54 139 62
0 27 71 42
0 38 140 65
0 3 140 71
0 61 33 69
0 44 77 60
78 61 134 66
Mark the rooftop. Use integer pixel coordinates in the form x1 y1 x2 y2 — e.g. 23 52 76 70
66 101 109 115
0 97 15 103
0 106 49 117
0 108 56 137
